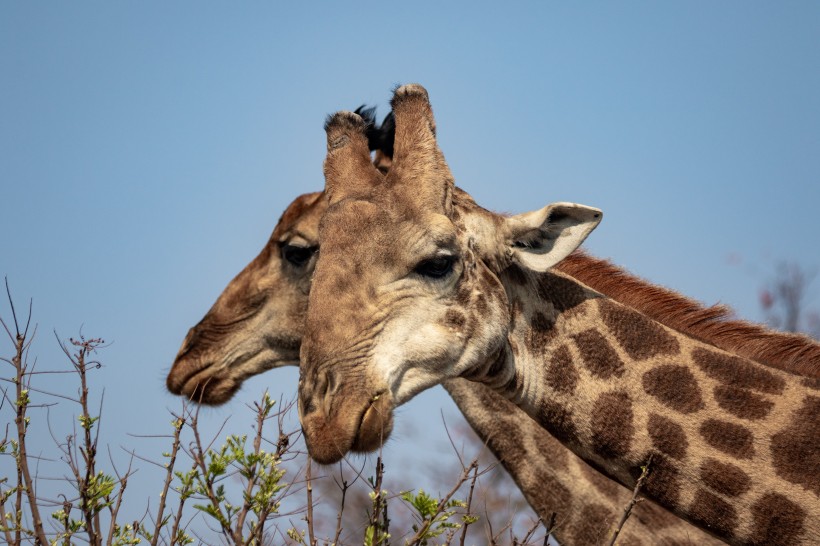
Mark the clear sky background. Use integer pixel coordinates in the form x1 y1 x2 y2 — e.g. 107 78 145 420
2 1 819 539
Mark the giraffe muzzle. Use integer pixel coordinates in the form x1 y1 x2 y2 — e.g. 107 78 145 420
299 385 394 464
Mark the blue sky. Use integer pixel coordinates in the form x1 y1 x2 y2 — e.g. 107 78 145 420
2 1 819 535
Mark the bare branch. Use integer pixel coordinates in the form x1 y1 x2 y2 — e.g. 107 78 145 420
609 453 654 546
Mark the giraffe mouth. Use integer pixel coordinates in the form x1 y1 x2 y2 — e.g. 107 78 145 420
181 372 241 405
351 391 394 453
302 389 394 464
168 349 299 406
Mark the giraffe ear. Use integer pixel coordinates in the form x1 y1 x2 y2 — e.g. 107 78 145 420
505 203 602 272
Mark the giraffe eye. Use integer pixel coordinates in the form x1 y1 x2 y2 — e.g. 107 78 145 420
281 244 316 268
415 255 455 279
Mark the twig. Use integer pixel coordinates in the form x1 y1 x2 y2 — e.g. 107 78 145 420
5 286 49 546
608 454 654 546
406 459 479 546
332 474 349 546
105 448 135 546
304 459 317 546
150 411 185 546
542 512 556 546
518 516 542 544
458 461 480 546
369 454 388 546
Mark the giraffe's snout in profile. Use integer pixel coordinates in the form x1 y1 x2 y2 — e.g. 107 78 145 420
167 324 245 405
299 368 394 464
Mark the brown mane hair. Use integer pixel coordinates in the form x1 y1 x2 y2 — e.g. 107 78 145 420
556 250 820 379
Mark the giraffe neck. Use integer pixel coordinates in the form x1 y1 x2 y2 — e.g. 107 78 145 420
474 267 819 545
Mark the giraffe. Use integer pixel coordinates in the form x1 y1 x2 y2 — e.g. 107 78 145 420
166 112 719 545
298 84 820 545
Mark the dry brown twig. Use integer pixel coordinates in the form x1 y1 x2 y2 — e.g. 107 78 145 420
304 459 317 546
608 453 654 546
331 472 350 546
1 279 49 546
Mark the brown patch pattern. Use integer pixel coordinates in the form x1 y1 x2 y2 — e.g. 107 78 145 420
572 329 626 379
802 376 820 390
699 459 751 497
557 251 820 379
537 400 579 445
688 489 738 539
771 395 820 495
502 263 529 286
590 391 635 459
599 299 680 360
579 462 622 501
529 311 556 349
531 426 569 472
537 271 591 313
568 503 615 546
443 309 466 329
545 344 578 395
631 501 680 531
642 365 705 414
713 385 774 420
751 492 807 545
647 413 688 460
692 348 785 394
699 419 755 459
636 453 681 508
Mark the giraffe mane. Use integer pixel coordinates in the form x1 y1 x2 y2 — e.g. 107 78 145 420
556 250 820 379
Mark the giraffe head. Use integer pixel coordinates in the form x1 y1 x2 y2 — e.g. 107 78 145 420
299 84 602 463
166 106 392 405
166 191 325 404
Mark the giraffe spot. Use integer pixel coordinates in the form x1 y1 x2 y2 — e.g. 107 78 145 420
751 492 807 545
546 344 578 395
688 489 738 539
568 503 616 546
713 385 774 420
502 263 529 286
631 501 680 531
699 459 751 497
647 413 688 460
642 365 705 414
572 329 625 379
692 347 785 394
531 311 554 332
455 283 472 306
579 461 623 501
537 271 590 313
443 309 466 330
537 400 579 446
633 453 681 508
802 376 820 390
771 395 820 495
591 391 635 459
529 311 557 349
699 419 755 459
532 425 569 472
599 299 680 360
